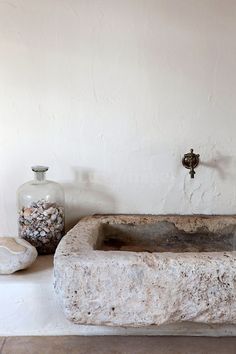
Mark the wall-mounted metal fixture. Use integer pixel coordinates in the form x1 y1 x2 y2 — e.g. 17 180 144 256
182 149 200 178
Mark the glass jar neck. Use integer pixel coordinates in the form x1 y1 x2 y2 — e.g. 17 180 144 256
34 171 46 182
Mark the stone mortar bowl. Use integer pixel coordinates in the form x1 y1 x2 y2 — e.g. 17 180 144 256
54 215 236 329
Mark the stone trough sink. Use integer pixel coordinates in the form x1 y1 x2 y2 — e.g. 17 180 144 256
54 215 236 328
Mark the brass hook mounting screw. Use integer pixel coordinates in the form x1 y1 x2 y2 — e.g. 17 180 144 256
182 149 200 179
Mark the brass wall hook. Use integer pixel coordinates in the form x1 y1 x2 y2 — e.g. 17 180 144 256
182 149 200 178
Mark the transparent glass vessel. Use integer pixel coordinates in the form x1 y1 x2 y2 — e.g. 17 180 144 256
17 166 65 254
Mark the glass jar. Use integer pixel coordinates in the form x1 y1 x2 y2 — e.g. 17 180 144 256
17 166 65 254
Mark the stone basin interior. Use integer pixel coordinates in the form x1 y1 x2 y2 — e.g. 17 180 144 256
97 221 236 253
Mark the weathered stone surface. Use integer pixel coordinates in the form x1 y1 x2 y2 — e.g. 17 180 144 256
0 237 38 274
54 215 236 327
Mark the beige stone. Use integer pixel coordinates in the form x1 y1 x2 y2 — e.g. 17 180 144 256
0 237 37 274
54 215 236 327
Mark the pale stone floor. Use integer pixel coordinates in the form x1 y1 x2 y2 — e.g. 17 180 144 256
0 336 236 354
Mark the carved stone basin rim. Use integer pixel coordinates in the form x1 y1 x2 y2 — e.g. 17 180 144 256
54 215 236 328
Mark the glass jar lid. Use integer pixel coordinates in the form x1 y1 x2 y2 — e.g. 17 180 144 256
31 166 49 173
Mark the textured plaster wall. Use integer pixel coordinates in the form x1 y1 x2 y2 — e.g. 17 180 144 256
1 0 236 235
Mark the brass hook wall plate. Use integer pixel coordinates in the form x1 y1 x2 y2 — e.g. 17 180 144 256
182 149 200 178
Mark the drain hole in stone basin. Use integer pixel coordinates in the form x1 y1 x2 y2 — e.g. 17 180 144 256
87 312 91 315
97 222 236 253
112 307 115 311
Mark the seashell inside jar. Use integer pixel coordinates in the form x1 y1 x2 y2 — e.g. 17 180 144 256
17 166 65 254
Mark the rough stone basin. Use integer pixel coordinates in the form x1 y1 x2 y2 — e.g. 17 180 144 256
54 215 236 328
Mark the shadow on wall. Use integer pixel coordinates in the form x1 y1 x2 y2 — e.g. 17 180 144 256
200 151 235 180
62 167 116 232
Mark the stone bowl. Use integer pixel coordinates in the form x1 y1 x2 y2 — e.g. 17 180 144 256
54 215 236 329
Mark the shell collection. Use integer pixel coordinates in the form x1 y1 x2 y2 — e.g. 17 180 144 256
18 199 64 254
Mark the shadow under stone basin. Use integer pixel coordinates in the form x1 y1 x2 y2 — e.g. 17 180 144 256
54 215 236 330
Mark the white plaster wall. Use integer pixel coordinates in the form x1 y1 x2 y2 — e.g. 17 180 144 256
1 0 236 235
